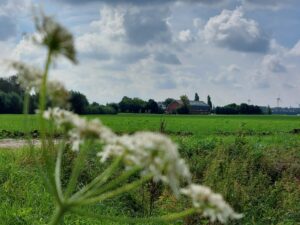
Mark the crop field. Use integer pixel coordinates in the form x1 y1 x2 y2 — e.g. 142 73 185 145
0 114 299 224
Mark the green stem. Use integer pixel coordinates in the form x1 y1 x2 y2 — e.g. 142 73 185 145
75 175 152 206
70 208 198 224
55 144 64 201
70 156 123 201
82 166 141 200
64 141 90 197
48 206 65 225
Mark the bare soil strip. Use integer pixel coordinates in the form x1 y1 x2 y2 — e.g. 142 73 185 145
0 139 41 149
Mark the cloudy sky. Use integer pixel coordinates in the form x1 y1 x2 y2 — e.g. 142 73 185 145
1 0 300 107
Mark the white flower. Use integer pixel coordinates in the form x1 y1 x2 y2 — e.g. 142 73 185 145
47 80 69 107
10 61 43 92
34 11 77 63
181 184 243 223
43 108 116 151
98 132 191 196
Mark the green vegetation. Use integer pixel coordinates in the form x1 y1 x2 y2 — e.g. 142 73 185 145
0 114 299 224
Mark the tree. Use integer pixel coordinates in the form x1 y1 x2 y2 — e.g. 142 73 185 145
69 91 89 114
207 95 212 110
107 103 119 113
267 105 272 115
163 98 175 107
194 93 199 101
177 95 190 114
119 96 132 112
146 99 159 113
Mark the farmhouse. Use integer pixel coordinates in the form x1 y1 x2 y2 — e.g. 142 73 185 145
166 100 211 114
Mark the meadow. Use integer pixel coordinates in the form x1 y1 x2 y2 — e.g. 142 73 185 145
0 114 299 224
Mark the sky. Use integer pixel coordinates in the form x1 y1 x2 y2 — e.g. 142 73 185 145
0 0 300 107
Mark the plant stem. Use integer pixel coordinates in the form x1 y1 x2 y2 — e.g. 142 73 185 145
82 166 141 199
76 175 152 206
70 208 198 224
49 206 65 225
70 156 123 201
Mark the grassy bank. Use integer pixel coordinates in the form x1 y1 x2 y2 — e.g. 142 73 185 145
0 114 299 224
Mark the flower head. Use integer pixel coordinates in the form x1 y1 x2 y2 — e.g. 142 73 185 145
98 132 191 196
34 11 77 63
181 184 243 223
43 108 116 151
47 81 69 107
10 61 43 92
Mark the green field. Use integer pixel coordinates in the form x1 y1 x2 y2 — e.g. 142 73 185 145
0 114 299 224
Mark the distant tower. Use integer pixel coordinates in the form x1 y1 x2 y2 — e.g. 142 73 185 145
276 97 281 107
247 99 251 104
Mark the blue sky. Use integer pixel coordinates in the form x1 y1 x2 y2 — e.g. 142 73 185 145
1 0 300 107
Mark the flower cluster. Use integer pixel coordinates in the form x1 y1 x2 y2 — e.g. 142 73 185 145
34 11 77 63
99 132 191 196
10 61 43 92
10 62 69 106
181 184 243 223
47 81 69 107
43 107 242 223
43 107 116 151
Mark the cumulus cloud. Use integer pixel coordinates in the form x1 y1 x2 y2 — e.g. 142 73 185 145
227 64 240 72
209 65 241 85
178 29 193 42
242 0 296 10
154 52 181 65
0 16 16 40
123 7 171 46
289 40 300 56
55 0 226 5
203 7 270 53
251 71 270 89
262 54 286 73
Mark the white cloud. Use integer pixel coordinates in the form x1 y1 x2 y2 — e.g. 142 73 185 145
178 29 193 42
262 54 286 73
203 7 270 53
289 40 300 56
242 0 296 10
251 71 271 89
227 64 240 72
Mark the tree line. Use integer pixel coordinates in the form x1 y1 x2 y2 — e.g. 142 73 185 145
0 76 117 115
215 103 263 115
0 76 267 115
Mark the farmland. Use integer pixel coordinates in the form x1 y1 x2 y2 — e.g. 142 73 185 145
0 114 299 224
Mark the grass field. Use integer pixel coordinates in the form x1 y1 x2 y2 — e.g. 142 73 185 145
0 114 299 224
1 113 300 135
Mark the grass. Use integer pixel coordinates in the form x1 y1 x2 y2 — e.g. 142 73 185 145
0 114 299 224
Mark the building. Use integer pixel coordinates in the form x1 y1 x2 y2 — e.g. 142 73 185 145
166 100 211 114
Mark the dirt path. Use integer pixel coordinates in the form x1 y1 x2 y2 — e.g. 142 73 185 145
0 139 41 149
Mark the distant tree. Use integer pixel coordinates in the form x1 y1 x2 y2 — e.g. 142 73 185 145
119 96 132 112
267 105 272 115
69 91 89 114
6 92 22 114
215 103 262 115
107 103 119 113
177 95 190 114
146 99 159 113
163 98 175 107
194 93 199 101
132 97 146 113
119 96 146 113
207 95 212 110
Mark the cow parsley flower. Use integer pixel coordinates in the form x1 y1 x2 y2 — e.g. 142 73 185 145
34 11 77 63
181 184 243 223
10 61 43 92
47 80 69 107
43 108 116 151
98 132 191 196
